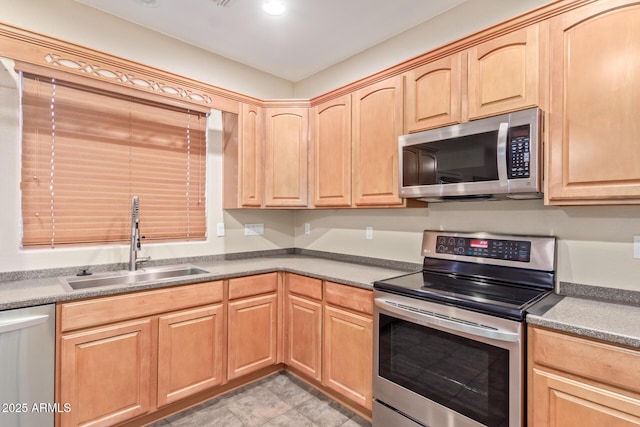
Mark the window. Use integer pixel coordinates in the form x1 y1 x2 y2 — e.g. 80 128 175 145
20 74 207 248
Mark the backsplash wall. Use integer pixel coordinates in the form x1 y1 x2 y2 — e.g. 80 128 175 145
294 202 640 291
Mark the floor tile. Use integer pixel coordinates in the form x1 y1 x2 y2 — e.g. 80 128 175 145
294 395 352 427
149 372 372 427
225 385 292 426
261 408 318 427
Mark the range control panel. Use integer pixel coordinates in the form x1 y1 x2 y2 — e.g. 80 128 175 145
435 235 532 262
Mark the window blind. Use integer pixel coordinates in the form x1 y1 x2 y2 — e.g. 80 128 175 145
21 74 207 248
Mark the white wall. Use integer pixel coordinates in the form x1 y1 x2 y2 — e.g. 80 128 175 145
0 59 294 273
0 0 294 99
294 203 640 291
294 0 552 98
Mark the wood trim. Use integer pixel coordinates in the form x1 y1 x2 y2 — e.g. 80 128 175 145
0 22 253 113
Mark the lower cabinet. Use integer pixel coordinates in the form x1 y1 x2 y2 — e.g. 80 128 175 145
528 325 640 426
285 274 374 412
157 304 225 407
59 319 153 427
285 274 323 381
227 273 280 380
57 281 224 427
322 282 373 411
56 273 373 426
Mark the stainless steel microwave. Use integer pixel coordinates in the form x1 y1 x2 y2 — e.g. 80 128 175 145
399 107 543 202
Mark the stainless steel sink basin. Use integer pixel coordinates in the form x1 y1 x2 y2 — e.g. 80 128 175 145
63 265 210 290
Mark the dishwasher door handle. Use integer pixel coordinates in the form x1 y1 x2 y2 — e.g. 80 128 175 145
0 314 50 334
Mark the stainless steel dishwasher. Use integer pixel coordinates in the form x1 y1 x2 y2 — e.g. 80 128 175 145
0 304 55 427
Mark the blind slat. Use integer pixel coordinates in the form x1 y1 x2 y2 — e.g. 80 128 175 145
21 75 207 248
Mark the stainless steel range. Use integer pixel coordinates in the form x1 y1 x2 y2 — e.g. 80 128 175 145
373 230 556 427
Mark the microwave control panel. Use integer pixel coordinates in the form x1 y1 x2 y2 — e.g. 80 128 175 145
435 235 532 263
507 125 530 179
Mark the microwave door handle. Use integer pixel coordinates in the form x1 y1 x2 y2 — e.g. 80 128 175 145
375 298 519 343
497 122 509 187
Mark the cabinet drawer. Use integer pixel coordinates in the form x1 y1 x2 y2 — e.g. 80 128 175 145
530 326 640 392
287 274 322 301
60 281 223 332
325 281 373 315
228 272 278 300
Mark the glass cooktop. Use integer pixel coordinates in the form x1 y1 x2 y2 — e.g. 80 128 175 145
374 270 551 321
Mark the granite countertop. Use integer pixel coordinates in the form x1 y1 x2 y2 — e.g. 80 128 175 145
0 253 414 311
2 251 639 350
527 293 640 349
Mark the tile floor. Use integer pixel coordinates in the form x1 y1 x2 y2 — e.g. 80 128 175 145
148 372 372 427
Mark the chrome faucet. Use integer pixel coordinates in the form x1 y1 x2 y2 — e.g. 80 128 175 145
129 196 150 271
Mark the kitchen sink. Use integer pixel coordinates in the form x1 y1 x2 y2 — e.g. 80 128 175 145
63 265 210 290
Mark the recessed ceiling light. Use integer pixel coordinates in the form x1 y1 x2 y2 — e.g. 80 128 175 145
263 0 286 16
133 0 160 7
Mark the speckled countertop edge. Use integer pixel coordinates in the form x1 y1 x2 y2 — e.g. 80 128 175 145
527 281 640 349
0 249 420 311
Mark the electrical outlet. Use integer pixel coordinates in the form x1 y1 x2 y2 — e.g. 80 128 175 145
304 223 311 235
366 226 373 240
216 222 225 237
244 223 264 236
634 235 640 259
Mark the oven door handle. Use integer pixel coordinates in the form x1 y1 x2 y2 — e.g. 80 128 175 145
375 298 519 343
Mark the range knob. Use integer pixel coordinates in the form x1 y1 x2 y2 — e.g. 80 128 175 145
455 247 465 255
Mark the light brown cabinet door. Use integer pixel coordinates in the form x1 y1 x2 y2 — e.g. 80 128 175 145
528 326 640 426
311 95 352 207
157 304 225 407
264 107 309 207
285 294 322 381
530 367 640 427
352 75 404 206
405 53 463 133
322 305 373 410
467 25 540 120
547 0 640 204
227 293 278 380
59 319 153 427
239 103 264 207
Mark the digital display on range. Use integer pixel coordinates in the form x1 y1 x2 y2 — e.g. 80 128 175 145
436 235 532 262
469 239 489 249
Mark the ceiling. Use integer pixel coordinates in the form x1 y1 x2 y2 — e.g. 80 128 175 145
75 0 467 82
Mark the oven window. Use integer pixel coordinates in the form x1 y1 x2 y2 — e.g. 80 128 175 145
378 314 509 426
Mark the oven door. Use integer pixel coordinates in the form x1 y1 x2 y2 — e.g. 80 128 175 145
373 290 523 427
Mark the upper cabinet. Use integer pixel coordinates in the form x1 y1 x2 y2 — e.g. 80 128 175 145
405 53 463 133
310 95 352 207
264 107 309 207
239 104 264 207
547 0 640 204
467 25 542 120
352 75 405 206
222 104 264 209
405 24 545 133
